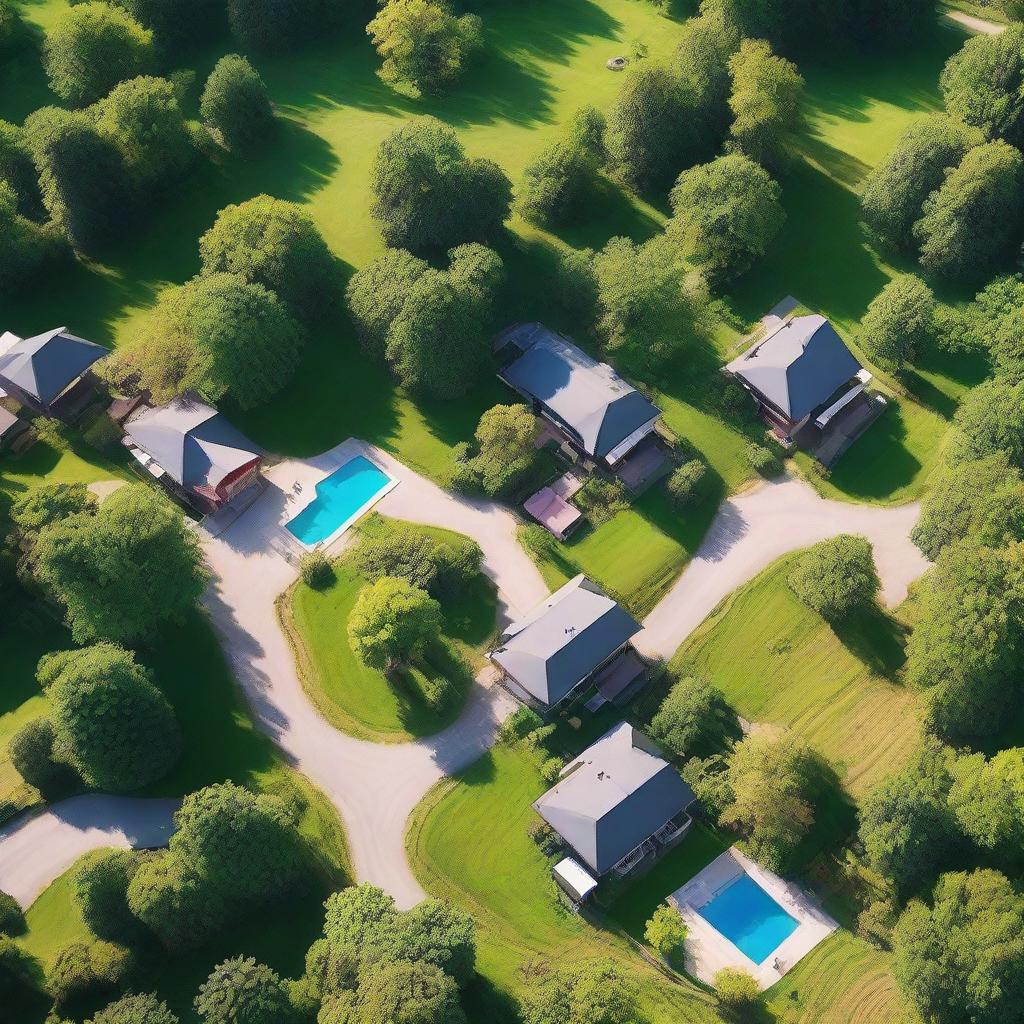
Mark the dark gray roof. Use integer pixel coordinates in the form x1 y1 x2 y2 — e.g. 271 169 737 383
725 315 862 421
124 394 261 490
497 324 661 459
0 328 106 405
491 575 641 706
533 722 695 874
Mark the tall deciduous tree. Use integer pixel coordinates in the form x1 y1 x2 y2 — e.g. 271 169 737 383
88 993 180 1024
0 181 54 295
949 747 1024 854
345 248 429 360
674 9 740 138
348 576 442 670
454 403 537 496
371 118 511 250
668 153 784 283
194 957 296 1024
858 274 935 373
520 959 639 1024
787 534 880 622
32 483 207 645
200 55 274 151
43 2 154 105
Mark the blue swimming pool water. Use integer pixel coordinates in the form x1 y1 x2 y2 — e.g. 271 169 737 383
697 873 798 964
286 456 391 545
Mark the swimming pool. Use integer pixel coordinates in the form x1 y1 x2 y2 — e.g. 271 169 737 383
697 873 799 964
286 456 393 546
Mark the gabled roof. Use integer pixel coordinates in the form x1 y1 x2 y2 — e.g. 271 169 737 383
124 394 261 491
0 328 106 405
491 575 641 706
497 323 660 459
533 722 695 874
725 314 862 422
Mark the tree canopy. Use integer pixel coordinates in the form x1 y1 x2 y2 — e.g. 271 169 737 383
226 0 329 51
648 676 737 759
949 748 1024 856
194 956 296 1024
673 9 740 139
787 534 880 622
31 484 207 645
346 248 429 360
200 54 273 151
668 153 784 283
367 0 482 95
0 181 54 295
348 576 442 670
453 403 537 496
88 993 180 1024
858 274 935 373
38 643 181 792
43 2 154 105
371 118 511 251
520 959 640 1024
949 377 1024 468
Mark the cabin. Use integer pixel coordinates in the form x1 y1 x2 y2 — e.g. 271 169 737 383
724 312 883 467
0 328 106 422
496 323 669 490
123 394 263 516
534 722 695 879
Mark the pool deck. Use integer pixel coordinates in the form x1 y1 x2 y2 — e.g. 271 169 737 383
669 847 837 990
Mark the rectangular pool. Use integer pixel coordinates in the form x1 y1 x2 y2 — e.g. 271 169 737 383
286 456 393 546
697 873 798 964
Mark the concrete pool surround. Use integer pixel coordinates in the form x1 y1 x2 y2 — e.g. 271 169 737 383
670 847 837 989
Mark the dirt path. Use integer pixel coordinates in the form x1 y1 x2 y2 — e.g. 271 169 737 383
944 8 1006 34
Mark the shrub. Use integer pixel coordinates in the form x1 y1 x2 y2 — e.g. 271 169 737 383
8 716 72 791
746 442 781 477
497 706 543 744
299 550 334 590
200 54 273 150
529 820 562 857
714 967 759 1013
645 904 687 967
540 757 565 784
856 899 897 949
43 2 154 105
649 676 736 758
194 956 296 1024
73 850 144 943
666 459 707 509
575 477 628 527
787 534 880 622
0 890 23 937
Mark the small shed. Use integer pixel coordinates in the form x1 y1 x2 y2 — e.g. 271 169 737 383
553 857 598 904
0 407 33 453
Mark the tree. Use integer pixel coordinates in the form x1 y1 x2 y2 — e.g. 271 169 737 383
720 733 816 871
199 195 336 318
92 76 196 191
787 535 880 622
38 642 181 792
516 107 606 226
385 243 504 398
605 61 702 191
200 55 273 151
74 850 145 943
354 523 480 597
32 483 207 645
0 890 23 936
955 274 1024 377
714 968 758 1014
949 747 1024 854
0 119 43 219
891 870 1024 1024
43 2 154 105
10 482 93 534
649 677 736 759
912 453 1024 559
858 274 935 373
594 233 709 377
353 960 465 1024
949 378 1024 468
520 959 639 1024
345 248 429 360
49 939 135 1012
941 27 1024 149
668 153 784 283
368 0 481 95
8 716 71 791
905 541 1024 743
348 576 442 670
323 883 398 948
103 0 223 55
727 39 803 172
858 738 960 898
0 182 54 295
23 106 134 254
127 855 223 951
666 459 707 509
0 0 19 51
0 937 38 1015
454 403 537 496
914 140 1024 284
674 9 740 138
111 273 304 408
371 118 511 250
226 0 328 52
644 905 687 967
860 114 980 252
89 993 180 1024
195 957 296 1024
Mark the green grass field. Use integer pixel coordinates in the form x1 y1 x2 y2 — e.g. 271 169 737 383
671 553 922 799
281 515 496 742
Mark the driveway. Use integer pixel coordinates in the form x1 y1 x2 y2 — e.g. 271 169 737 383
0 795 179 907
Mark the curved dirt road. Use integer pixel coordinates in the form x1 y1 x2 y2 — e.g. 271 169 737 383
0 444 930 910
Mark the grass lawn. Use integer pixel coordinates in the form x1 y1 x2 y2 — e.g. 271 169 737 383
670 554 922 800
280 514 496 742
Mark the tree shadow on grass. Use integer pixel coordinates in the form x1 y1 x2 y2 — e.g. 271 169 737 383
0 16 52 125
552 174 664 252
831 604 907 682
792 753 857 873
462 971 521 1024
457 747 499 787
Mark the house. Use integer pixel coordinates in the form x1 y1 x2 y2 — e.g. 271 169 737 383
489 574 644 712
123 394 263 516
724 312 883 467
0 407 33 453
495 323 668 489
533 722 696 878
0 327 106 421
